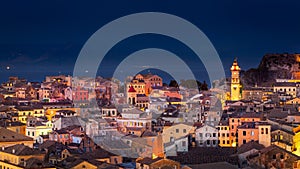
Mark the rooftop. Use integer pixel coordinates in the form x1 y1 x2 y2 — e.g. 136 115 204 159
0 127 33 142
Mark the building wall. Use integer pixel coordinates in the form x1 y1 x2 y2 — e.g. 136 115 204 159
274 86 297 98
195 125 218 147
145 135 164 158
242 90 263 101
18 108 45 124
162 124 193 144
7 125 26 135
237 128 259 146
0 141 34 148
26 126 53 140
258 125 271 147
228 117 241 147
174 136 189 152
218 125 231 147
0 151 44 166
71 161 97 169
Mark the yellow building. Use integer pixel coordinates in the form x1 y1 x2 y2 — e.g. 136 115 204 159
217 124 231 147
286 98 300 105
16 106 45 124
230 58 242 101
271 125 300 156
70 160 98 169
5 122 26 135
0 144 48 169
26 120 53 140
127 79 146 95
66 158 120 169
273 82 297 98
45 107 80 121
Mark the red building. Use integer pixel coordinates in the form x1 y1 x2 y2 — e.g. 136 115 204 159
72 87 89 101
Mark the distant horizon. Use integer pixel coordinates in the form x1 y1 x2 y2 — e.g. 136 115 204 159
0 69 211 85
1 52 296 85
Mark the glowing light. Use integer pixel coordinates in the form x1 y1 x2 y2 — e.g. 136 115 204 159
152 154 158 159
6 66 10 70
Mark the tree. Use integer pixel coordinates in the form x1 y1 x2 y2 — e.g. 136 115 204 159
169 80 179 88
200 81 208 91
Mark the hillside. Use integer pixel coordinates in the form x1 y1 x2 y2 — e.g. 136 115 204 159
241 53 299 87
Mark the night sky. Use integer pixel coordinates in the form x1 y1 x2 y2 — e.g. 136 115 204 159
0 1 300 83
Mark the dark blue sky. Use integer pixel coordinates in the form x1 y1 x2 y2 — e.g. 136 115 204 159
0 1 300 82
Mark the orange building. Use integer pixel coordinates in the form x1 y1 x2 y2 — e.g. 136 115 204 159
237 122 271 147
134 74 162 95
228 113 262 147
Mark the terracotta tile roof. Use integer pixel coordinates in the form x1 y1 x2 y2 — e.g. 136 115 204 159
169 147 238 165
237 141 265 154
0 144 43 156
188 162 238 169
24 157 55 169
136 157 163 165
140 130 157 137
248 144 300 160
81 147 117 159
61 156 120 168
0 121 26 127
0 127 33 142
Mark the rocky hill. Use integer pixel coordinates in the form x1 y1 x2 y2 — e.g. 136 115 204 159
241 53 299 87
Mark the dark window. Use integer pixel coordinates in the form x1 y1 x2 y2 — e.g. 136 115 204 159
243 131 246 136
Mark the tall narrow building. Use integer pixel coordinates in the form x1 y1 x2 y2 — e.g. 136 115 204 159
230 58 241 101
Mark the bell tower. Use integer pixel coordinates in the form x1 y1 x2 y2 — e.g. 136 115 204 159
230 58 241 101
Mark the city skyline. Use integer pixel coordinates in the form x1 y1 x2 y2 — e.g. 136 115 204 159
1 2 300 167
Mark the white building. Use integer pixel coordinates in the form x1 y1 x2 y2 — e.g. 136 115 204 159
195 124 218 147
